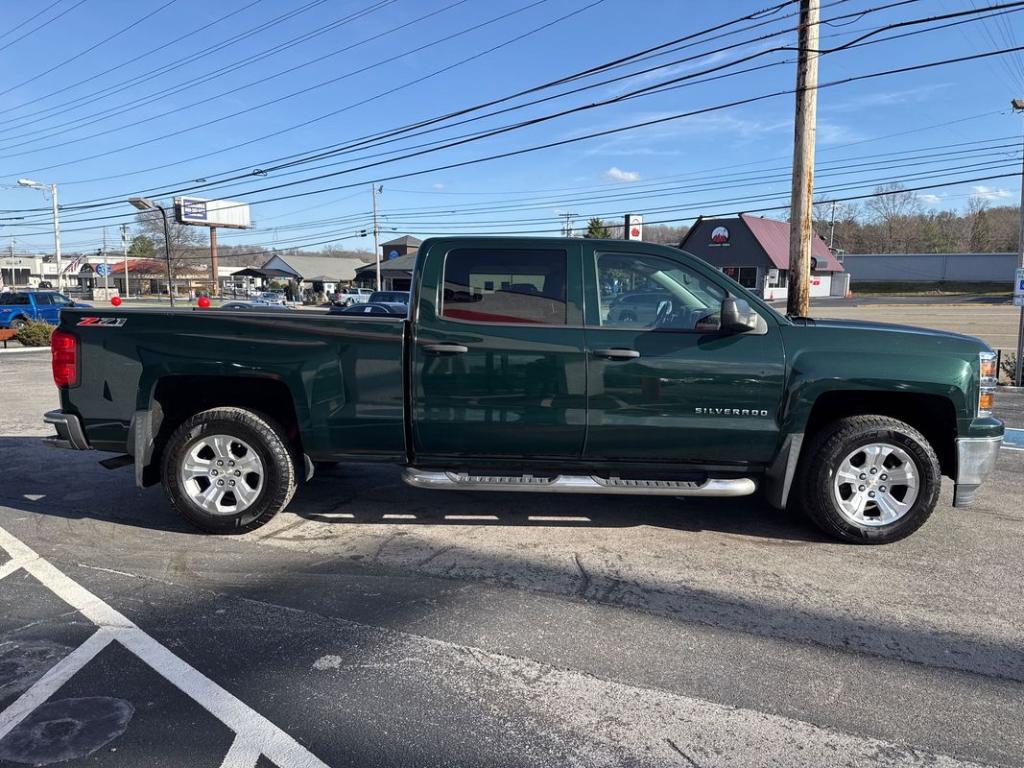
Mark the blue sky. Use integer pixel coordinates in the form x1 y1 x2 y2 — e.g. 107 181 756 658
1 0 1023 257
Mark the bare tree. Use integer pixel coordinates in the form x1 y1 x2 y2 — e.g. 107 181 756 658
134 208 206 267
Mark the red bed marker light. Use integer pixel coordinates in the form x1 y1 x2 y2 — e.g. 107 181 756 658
197 296 211 308
111 296 122 306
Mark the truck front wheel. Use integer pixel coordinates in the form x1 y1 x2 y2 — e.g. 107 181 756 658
795 415 941 544
161 407 297 533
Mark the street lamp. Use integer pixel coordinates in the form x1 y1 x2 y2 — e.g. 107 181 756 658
17 178 63 293
128 196 175 307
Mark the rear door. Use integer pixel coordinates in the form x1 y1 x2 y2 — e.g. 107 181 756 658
410 240 587 461
582 242 786 465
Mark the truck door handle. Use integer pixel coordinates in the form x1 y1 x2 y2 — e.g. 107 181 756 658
424 342 469 355
594 348 640 360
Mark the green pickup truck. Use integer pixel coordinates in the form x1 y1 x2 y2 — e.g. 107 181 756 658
44 237 1003 544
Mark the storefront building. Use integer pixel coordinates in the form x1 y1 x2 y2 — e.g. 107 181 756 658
679 214 846 300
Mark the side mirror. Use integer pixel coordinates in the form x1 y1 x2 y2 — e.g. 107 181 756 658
720 297 759 334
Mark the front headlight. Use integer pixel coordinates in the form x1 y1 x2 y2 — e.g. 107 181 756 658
979 351 997 416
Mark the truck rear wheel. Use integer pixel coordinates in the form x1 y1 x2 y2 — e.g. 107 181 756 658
795 415 941 544
161 407 297 533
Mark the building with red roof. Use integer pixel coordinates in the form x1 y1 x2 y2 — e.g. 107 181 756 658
679 213 846 301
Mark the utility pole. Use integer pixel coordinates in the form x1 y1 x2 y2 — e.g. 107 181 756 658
210 227 219 297
17 179 63 292
372 184 382 291
828 199 837 250
559 212 577 237
786 0 820 318
1013 98 1024 385
120 224 130 299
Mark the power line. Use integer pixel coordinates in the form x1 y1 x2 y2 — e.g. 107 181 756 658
4 0 805 178
0 0 88 55
2 0 945 213
0 0 181 99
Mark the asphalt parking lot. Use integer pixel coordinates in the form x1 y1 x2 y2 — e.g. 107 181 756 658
1 350 1022 767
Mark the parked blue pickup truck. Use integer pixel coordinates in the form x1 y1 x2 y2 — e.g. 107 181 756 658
0 291 90 329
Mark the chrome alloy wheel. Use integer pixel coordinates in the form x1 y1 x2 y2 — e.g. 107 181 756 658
179 434 264 515
832 442 920 526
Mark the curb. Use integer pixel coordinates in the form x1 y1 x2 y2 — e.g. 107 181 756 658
0 346 49 355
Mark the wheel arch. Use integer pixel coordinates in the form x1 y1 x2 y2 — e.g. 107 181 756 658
766 388 958 509
136 374 303 487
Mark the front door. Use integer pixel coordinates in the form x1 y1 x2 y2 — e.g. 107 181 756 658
582 244 786 466
411 242 587 461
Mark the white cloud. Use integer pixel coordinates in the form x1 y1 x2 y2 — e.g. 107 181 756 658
919 193 943 204
432 183 445 191
971 185 1012 200
603 166 641 182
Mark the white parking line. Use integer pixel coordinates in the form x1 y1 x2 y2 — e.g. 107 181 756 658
0 527 329 768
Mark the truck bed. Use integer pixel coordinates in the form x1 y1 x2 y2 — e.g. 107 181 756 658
60 307 408 460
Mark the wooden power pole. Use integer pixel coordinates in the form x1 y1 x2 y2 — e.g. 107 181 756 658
787 0 820 318
372 184 382 291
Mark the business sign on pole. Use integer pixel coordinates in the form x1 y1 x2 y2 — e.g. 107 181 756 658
1014 267 1024 307
95 263 111 277
174 197 251 229
624 213 643 241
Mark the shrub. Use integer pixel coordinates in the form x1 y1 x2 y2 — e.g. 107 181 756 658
16 320 55 347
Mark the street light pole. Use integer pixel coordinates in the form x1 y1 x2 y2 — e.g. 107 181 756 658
17 179 63 293
128 197 175 307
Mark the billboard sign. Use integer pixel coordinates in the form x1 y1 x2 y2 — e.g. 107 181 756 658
175 197 251 229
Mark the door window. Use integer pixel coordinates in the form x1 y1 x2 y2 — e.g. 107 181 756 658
595 252 726 331
34 293 54 305
4 294 30 306
441 248 567 326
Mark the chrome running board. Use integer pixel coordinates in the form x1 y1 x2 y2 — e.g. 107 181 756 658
402 470 756 497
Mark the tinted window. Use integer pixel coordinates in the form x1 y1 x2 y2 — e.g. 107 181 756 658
596 252 726 331
2 293 30 306
34 294 54 305
442 249 567 326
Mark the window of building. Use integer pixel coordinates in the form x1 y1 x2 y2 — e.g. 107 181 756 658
722 266 758 289
441 248 567 325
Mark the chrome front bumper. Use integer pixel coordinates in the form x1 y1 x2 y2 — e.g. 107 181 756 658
43 410 91 450
952 436 1002 507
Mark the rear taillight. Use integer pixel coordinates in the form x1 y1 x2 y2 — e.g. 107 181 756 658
51 329 78 388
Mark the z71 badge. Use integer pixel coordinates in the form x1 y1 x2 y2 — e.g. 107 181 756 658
77 317 127 327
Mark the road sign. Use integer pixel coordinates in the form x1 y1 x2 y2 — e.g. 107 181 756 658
95 263 111 277
1014 267 1024 307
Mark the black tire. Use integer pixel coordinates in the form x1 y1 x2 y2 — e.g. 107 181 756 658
161 407 297 533
794 415 941 544
10 317 27 330
619 311 637 323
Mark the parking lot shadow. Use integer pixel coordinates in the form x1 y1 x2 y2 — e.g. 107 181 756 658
0 436 827 543
289 462 830 543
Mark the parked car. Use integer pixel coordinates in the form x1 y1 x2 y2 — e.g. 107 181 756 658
44 236 1002 544
254 291 287 305
332 287 374 307
0 291 91 329
606 290 673 325
368 290 410 305
328 302 408 316
219 302 294 311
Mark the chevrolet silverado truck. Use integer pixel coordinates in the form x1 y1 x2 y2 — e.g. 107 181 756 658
43 237 1003 544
